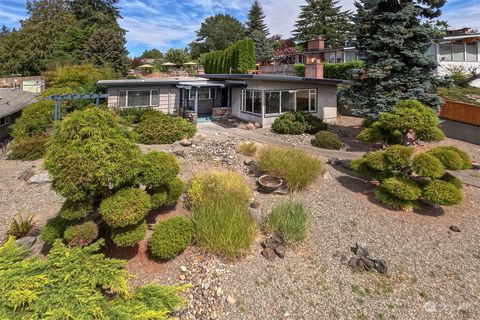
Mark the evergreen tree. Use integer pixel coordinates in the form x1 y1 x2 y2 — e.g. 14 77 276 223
343 0 448 119
251 30 273 59
140 49 163 59
292 0 353 47
247 0 269 36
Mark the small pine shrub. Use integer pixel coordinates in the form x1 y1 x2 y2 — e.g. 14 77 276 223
134 111 197 144
312 131 342 150
165 177 184 205
427 146 472 170
271 112 327 135
423 180 463 205
100 188 151 228
118 107 152 125
440 172 463 189
64 221 99 247
150 191 168 209
8 134 49 160
40 215 73 244
257 147 322 191
381 177 422 201
111 220 147 247
264 201 309 244
237 142 257 156
412 153 445 179
149 216 193 259
139 151 180 189
383 145 414 169
357 126 384 143
374 188 418 211
59 199 93 221
9 214 35 238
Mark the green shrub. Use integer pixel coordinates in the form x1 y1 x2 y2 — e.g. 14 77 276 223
312 131 342 150
203 38 255 74
324 61 364 80
9 214 35 239
294 63 305 77
139 151 180 189
192 195 256 259
111 220 147 247
40 215 73 244
383 145 414 168
165 177 184 205
381 177 422 201
356 126 384 142
149 216 193 259
59 199 93 221
8 134 49 160
257 147 322 191
100 188 151 228
374 188 418 211
10 100 54 140
0 238 186 318
423 180 463 205
134 111 197 144
427 146 472 170
412 153 445 178
440 172 463 189
118 107 152 125
264 201 309 244
64 221 99 247
271 112 327 135
237 141 257 156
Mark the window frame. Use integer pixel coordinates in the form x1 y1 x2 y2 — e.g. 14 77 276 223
0 115 11 127
117 90 159 108
264 88 317 116
188 88 217 100
241 89 262 116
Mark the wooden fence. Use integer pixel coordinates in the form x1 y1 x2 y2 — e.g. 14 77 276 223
440 100 480 126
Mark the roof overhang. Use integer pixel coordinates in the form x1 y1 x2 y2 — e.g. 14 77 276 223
203 74 343 85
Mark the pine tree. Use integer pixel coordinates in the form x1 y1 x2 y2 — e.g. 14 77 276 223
292 0 353 47
247 0 269 36
343 0 448 119
251 30 273 59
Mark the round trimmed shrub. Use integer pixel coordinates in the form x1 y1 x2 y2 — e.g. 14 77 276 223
312 131 342 150
440 172 463 189
383 145 414 169
412 153 445 179
139 151 179 189
59 199 93 221
100 188 151 228
9 134 50 161
64 221 99 247
134 112 197 144
427 147 470 170
151 191 168 209
271 112 327 135
166 177 184 205
149 216 193 259
374 188 418 211
40 215 74 244
381 177 422 201
111 220 147 247
363 151 388 171
423 180 463 205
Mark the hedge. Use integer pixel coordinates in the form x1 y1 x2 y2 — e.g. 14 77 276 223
204 38 256 74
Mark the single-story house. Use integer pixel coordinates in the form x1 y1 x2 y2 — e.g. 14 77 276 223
97 74 341 127
0 88 37 143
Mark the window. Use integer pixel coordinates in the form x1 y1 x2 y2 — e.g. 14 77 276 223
265 91 280 114
118 90 159 108
188 88 217 100
466 43 478 62
281 91 295 112
241 90 262 115
265 89 317 115
0 115 11 127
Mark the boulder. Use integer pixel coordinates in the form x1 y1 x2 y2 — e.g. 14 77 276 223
180 139 192 147
275 245 286 259
15 236 37 249
261 248 277 262
28 173 51 184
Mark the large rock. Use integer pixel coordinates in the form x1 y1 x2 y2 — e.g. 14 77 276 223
261 248 276 262
28 173 51 184
15 236 37 249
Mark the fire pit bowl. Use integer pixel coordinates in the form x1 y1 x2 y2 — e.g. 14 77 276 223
257 174 283 192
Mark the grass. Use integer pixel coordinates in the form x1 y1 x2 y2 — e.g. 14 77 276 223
264 201 309 244
438 86 480 105
257 147 323 191
237 141 257 156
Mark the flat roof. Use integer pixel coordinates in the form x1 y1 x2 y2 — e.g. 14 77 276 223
0 88 37 118
97 77 208 87
203 74 342 85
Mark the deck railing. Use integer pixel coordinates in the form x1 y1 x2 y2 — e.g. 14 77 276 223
439 100 480 126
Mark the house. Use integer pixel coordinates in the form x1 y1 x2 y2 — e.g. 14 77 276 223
97 73 341 127
0 88 37 143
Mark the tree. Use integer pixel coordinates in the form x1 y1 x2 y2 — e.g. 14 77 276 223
292 0 353 47
164 48 191 64
342 0 448 119
251 30 273 59
247 0 269 36
189 14 246 58
140 49 163 59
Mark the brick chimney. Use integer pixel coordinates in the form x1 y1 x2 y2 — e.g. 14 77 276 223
304 36 325 79
307 36 325 51
305 61 324 79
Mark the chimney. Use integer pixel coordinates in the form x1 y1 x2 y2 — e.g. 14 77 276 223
305 61 324 79
307 36 325 51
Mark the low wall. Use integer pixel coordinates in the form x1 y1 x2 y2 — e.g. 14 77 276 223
440 100 480 126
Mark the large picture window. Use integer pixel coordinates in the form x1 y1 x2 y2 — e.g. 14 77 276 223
188 88 217 100
241 89 262 115
265 89 317 115
118 90 159 108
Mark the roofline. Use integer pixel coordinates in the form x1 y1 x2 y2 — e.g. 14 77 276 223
97 77 208 87
202 74 343 85
441 34 480 41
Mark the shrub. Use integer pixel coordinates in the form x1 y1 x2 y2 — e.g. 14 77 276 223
192 195 256 259
374 188 418 211
100 188 151 228
9 214 35 238
237 141 257 156
118 107 152 125
139 151 180 189
149 216 193 259
10 100 54 140
40 215 73 244
0 238 186 318
8 134 49 160
264 201 309 244
324 61 364 80
165 177 184 205
64 221 99 247
59 199 93 221
381 177 422 201
294 63 305 77
257 147 322 191
111 220 147 247
423 180 463 205
271 112 327 135
412 153 445 179
312 131 342 150
134 111 197 145
383 145 414 169
440 172 463 189
427 146 472 170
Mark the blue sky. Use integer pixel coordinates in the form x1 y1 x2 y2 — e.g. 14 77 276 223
1 0 479 57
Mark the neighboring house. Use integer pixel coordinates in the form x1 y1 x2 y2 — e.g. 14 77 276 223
97 73 341 127
0 88 37 143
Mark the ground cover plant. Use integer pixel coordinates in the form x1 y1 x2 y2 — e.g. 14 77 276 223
264 201 309 244
352 145 470 210
149 216 193 260
237 141 257 156
312 131 342 150
257 147 322 191
438 86 480 105
8 214 35 239
271 112 327 135
0 237 185 319
189 171 255 259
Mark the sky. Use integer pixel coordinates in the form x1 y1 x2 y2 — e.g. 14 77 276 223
1 0 479 57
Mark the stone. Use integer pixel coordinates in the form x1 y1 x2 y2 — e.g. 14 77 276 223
174 150 187 157
249 207 264 224
271 234 285 245
340 255 350 265
226 296 236 304
360 256 375 271
180 265 188 272
261 248 277 262
273 186 288 195
341 159 352 170
369 179 381 187
250 200 261 209
472 162 480 170
18 165 35 180
351 243 369 257
179 274 187 280
275 245 286 259
215 287 223 297
323 171 332 180
180 139 192 147
254 122 261 128
374 259 388 274
261 238 277 249
28 172 51 184
450 225 461 232
15 236 36 249
246 123 255 130
244 159 255 166
328 157 341 166
348 256 359 269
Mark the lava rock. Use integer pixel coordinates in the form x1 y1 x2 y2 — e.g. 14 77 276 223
360 256 375 271
261 248 277 262
348 256 359 269
328 157 341 166
450 225 461 232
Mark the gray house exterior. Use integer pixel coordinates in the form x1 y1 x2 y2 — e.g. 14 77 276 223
0 88 37 143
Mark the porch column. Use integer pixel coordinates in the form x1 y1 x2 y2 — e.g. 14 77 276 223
194 87 199 115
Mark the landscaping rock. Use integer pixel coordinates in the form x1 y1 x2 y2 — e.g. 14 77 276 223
249 207 264 224
180 139 192 147
261 248 277 262
246 123 255 130
374 259 388 274
328 157 341 166
275 245 286 259
18 165 35 181
360 256 375 270
450 225 461 232
250 200 261 209
173 150 187 157
348 256 359 269
341 159 352 170
346 243 387 274
15 236 36 249
244 159 255 166
472 162 480 170
226 296 236 304
28 173 51 184
351 243 369 257
180 265 188 272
